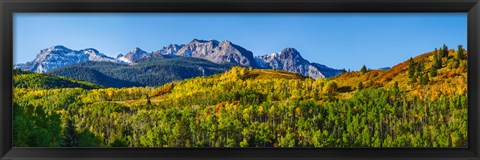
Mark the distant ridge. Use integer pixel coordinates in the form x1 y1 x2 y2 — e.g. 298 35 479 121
47 57 231 87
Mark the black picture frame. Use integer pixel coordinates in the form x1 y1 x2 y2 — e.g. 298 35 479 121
1 0 479 159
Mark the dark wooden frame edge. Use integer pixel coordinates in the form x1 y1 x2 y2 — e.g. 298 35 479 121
0 0 479 159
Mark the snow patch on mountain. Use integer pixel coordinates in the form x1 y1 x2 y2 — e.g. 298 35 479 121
116 47 150 63
17 45 120 73
154 44 185 55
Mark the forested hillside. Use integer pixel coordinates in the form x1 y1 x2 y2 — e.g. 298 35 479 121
13 45 467 147
47 57 231 87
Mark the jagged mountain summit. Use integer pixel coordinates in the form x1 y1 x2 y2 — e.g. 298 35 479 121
154 44 185 55
256 48 310 70
140 44 185 60
255 48 343 79
116 47 150 63
175 39 259 68
16 45 119 73
173 40 342 78
16 39 344 79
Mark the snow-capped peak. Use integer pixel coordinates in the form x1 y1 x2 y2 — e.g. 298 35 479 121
154 44 185 55
17 45 118 73
116 47 150 63
131 47 143 52
116 54 124 58
255 47 342 79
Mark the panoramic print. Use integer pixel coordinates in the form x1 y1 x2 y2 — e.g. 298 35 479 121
13 13 467 147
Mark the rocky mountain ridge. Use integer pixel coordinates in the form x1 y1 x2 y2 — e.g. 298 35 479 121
16 39 344 79
16 45 120 73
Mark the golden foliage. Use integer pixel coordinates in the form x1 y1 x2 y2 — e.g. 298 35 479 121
151 83 175 97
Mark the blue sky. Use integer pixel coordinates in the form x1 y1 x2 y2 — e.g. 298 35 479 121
14 13 466 70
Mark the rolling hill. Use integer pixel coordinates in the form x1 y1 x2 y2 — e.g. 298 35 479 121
333 45 467 99
13 69 102 89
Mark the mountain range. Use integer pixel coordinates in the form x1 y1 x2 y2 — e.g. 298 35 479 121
15 39 344 87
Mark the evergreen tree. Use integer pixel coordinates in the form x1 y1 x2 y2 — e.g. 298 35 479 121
420 74 429 85
430 67 437 77
357 82 364 90
411 76 417 83
360 65 367 74
442 44 449 57
408 57 415 79
146 95 151 106
110 139 129 147
433 53 442 69
416 60 424 73
457 45 465 60
393 81 399 93
62 118 80 147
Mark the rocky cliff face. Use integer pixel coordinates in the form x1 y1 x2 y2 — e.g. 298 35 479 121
255 48 342 79
175 39 259 67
